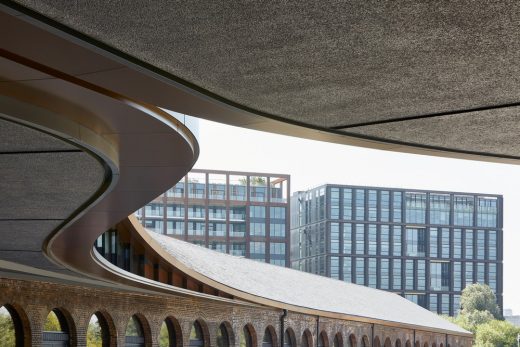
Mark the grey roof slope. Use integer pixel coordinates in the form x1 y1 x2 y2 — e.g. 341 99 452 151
149 231 468 335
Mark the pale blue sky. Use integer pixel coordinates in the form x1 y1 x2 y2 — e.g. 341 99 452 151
193 118 520 314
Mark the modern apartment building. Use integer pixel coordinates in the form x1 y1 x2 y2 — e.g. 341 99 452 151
290 185 503 316
136 169 290 266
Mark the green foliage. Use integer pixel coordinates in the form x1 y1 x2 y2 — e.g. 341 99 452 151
461 283 501 319
126 316 141 337
474 319 520 347
159 322 170 347
87 318 103 347
0 311 16 347
44 311 62 332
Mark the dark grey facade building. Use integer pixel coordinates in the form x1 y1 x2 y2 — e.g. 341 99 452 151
290 185 503 316
136 169 290 266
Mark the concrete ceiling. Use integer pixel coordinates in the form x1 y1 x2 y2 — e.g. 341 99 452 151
8 0 520 159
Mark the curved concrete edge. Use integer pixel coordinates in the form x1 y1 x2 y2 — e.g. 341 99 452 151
1 4 519 165
123 216 472 338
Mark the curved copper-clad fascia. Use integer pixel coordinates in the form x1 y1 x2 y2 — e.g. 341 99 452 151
0 47 200 292
1 4 519 165
125 216 472 338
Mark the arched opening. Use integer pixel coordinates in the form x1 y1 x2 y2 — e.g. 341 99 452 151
284 328 296 347
415 342 420 347
189 320 206 347
432 344 437 347
361 336 370 347
423 343 429 347
373 337 381 347
240 324 256 347
348 334 357 347
0 304 30 347
439 344 444 347
395 339 402 347
43 308 73 347
302 329 313 347
262 326 277 347
318 331 328 347
333 333 343 347
384 338 392 347
125 314 147 347
159 316 182 347
405 341 411 347
87 311 116 347
217 322 233 347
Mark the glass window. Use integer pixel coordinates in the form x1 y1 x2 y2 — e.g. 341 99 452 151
330 256 340 279
208 222 226 237
429 194 450 225
441 294 450 315
368 224 377 255
477 262 485 283
145 203 164 217
454 195 474 226
187 221 205 236
380 225 390 256
453 262 462 291
250 223 266 237
230 206 246 221
393 226 402 256
166 221 184 235
489 230 497 260
476 230 485 260
229 222 246 237
343 188 353 220
270 223 285 238
465 262 473 287
405 260 414 290
355 224 365 254
330 188 340 219
188 173 206 199
167 180 185 198
355 258 365 285
417 260 426 290
489 263 497 292
392 191 402 222
188 205 205 219
209 242 227 253
167 204 184 218
392 259 402 290
465 230 474 259
405 192 426 224
250 241 266 260
330 223 340 253
343 223 352 254
355 189 365 220
229 175 247 201
441 228 450 258
477 197 498 227
381 259 389 290
454 294 461 316
208 174 226 200
249 176 267 202
368 190 377 221
230 243 246 257
208 206 226 220
429 228 438 258
270 206 285 219
343 257 352 282
430 294 438 313
270 242 286 264
380 190 390 222
368 258 377 288
144 219 164 234
270 176 288 203
250 206 266 218
406 228 426 256
430 262 450 291
454 229 462 258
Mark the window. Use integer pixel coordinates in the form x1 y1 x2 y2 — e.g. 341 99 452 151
217 323 230 347
208 206 226 220
229 222 246 237
249 176 267 202
368 258 377 288
476 230 485 260
393 226 402 256
368 225 377 255
429 228 438 258
167 180 185 198
405 260 414 290
406 228 426 256
465 230 473 259
489 263 497 292
343 223 352 254
230 206 246 221
392 191 402 222
210 242 227 253
392 259 402 290
430 294 438 313
209 173 226 200
441 228 450 258
189 321 205 347
380 259 389 289
250 206 266 218
343 188 353 220
188 205 205 219
355 258 365 285
330 223 340 253
380 225 390 256
454 195 474 226
330 256 340 279
270 223 286 237
477 197 497 227
145 219 164 234
430 262 450 291
250 242 266 260
454 295 461 316
355 224 365 254
405 192 426 224
250 223 266 237
355 189 365 220
417 260 426 290
270 206 285 219
188 174 206 199
230 243 246 257
208 222 226 237
453 262 462 291
465 262 473 287
343 257 352 282
166 221 184 235
380 190 390 222
489 230 497 260
429 194 450 225
167 204 184 218
187 222 205 236
330 188 340 219
229 175 247 201
368 190 377 221
454 229 462 258
441 294 450 315
145 203 164 217
477 262 485 283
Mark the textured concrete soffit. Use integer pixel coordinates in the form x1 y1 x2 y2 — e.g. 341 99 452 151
11 1 520 153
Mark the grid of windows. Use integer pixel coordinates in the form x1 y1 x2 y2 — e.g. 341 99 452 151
405 193 426 224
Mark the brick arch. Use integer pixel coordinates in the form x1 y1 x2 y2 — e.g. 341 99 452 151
333 332 343 347
284 327 296 347
302 328 313 347
319 330 329 347
190 318 211 347
263 325 279 347
44 307 77 347
125 312 153 347
348 333 357 347
395 339 402 347
218 320 235 347
242 323 257 347
432 343 437 347
160 315 183 347
361 335 370 347
373 336 381 347
90 310 117 347
384 337 392 347
423 343 429 347
1 302 32 347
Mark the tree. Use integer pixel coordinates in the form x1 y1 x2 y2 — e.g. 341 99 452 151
159 322 170 347
44 311 62 332
87 318 103 347
0 312 16 347
474 319 520 347
460 283 501 319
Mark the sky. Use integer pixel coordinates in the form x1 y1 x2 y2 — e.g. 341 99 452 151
192 118 520 315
